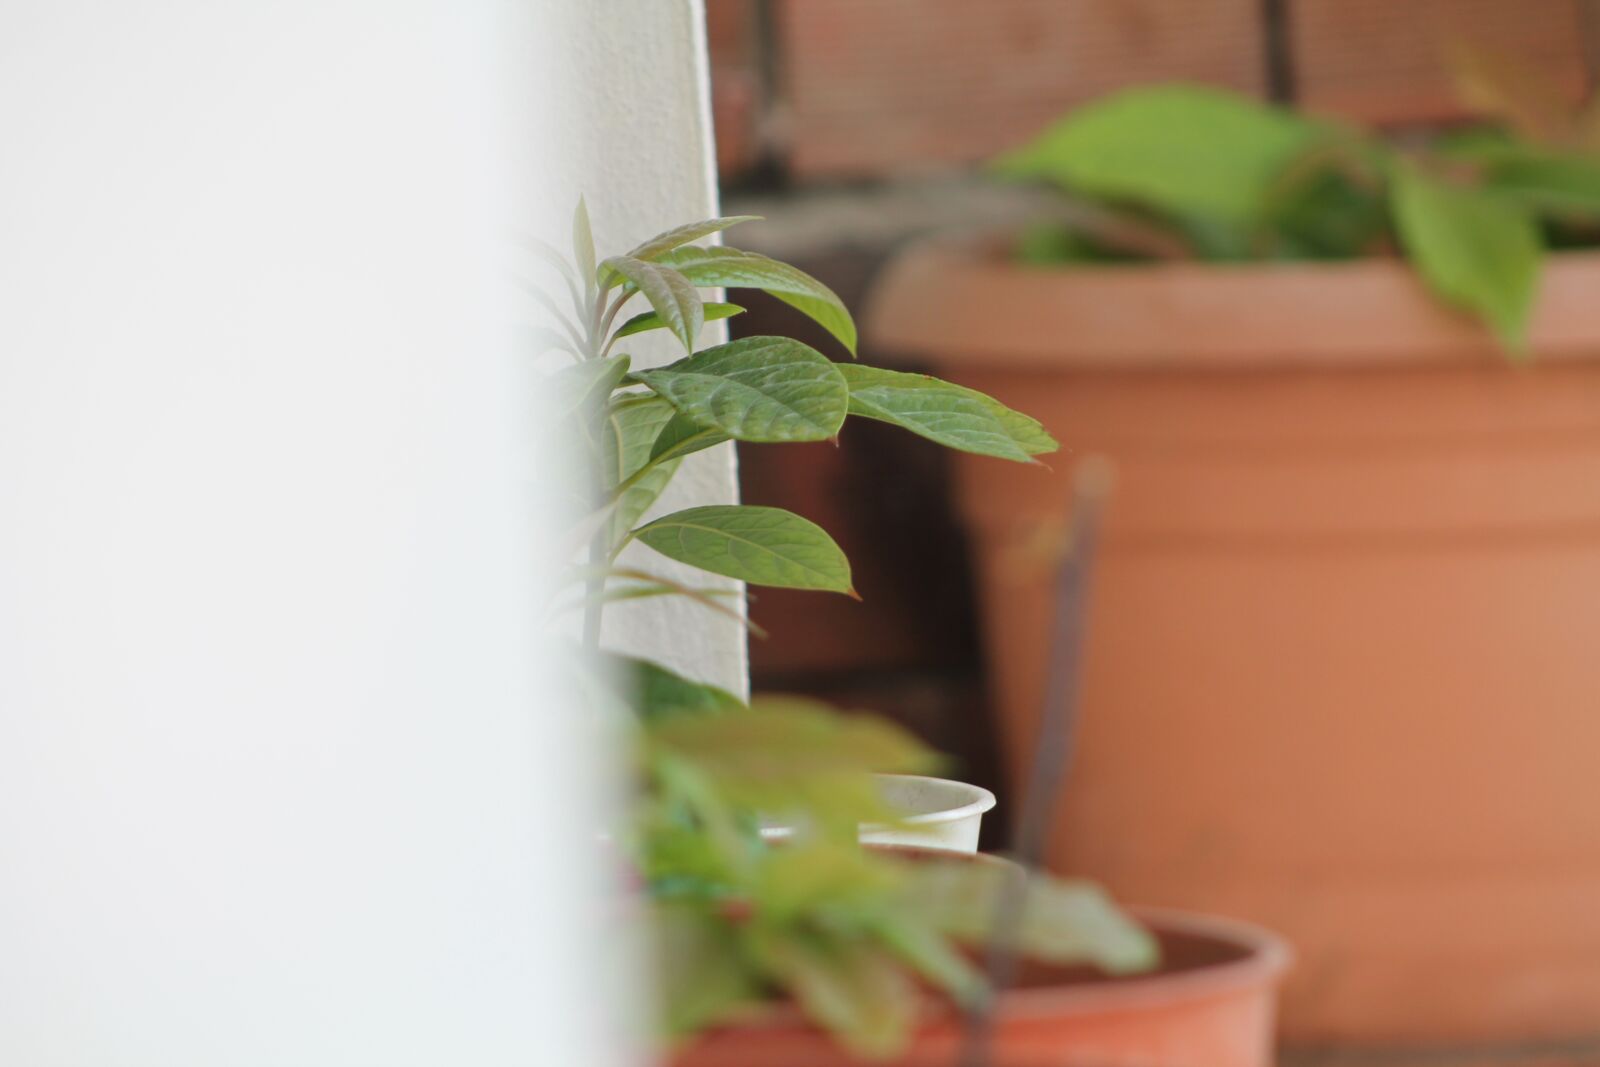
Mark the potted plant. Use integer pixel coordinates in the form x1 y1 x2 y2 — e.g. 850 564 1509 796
538 205 1291 1064
865 56 1600 1048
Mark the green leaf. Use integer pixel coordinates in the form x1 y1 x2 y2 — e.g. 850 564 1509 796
839 365 1058 462
615 457 681 540
603 395 676 483
603 396 680 537
648 411 730 465
904 858 1158 976
653 904 761 1036
601 255 704 354
748 932 916 1059
523 283 587 350
552 355 630 423
649 701 932 840
646 755 757 878
750 839 907 920
995 84 1325 229
531 325 580 358
635 504 853 593
572 197 596 292
616 301 744 340
1260 145 1391 259
652 698 934 799
609 652 746 720
1482 149 1600 219
601 403 729 543
1390 164 1541 353
627 216 762 261
640 820 741 899
1013 877 1158 974
552 357 631 474
523 233 581 289
634 336 848 443
874 914 983 1004
655 245 858 356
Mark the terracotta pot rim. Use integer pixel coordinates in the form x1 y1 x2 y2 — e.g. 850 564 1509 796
695 905 1291 1039
889 228 1600 289
982 906 1292 1021
864 231 1600 369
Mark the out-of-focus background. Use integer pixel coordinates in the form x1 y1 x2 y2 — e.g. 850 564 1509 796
712 0 1598 826
708 0 1600 1056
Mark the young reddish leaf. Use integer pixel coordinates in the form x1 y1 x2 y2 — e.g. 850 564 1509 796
602 255 704 353
627 216 762 261
655 245 858 356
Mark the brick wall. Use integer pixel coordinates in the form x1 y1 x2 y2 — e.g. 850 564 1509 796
779 0 1265 179
1292 0 1590 123
707 0 1595 183
705 0 764 177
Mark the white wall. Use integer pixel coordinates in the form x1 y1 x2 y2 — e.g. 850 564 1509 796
539 0 750 698
0 3 638 1064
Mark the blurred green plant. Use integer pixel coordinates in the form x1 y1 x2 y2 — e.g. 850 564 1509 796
534 206 1155 1059
996 49 1600 357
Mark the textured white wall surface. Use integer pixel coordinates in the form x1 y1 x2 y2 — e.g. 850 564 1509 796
539 0 749 697
0 2 642 1064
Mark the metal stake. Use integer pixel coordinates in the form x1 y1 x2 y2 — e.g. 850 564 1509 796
958 457 1114 1067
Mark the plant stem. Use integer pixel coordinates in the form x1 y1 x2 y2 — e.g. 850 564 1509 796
580 369 609 650
580 285 608 650
598 290 630 347
958 457 1114 1067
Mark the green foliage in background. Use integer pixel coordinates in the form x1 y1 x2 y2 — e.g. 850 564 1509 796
636 678 1153 1058
535 207 1154 1059
996 49 1600 356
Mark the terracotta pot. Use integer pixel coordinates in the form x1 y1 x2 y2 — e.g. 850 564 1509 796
865 238 1600 1046
673 906 1289 1067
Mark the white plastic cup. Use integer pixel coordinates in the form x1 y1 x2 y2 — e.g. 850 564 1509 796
760 774 997 853
860 775 997 854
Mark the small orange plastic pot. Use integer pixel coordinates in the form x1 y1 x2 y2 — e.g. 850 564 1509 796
671 907 1291 1067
